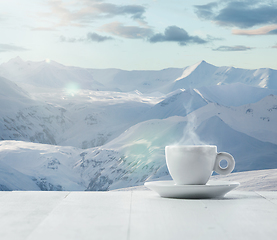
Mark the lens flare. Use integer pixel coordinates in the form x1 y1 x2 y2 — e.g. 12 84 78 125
45 58 51 63
65 82 80 96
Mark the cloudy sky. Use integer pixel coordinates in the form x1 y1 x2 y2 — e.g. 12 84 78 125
1 0 277 70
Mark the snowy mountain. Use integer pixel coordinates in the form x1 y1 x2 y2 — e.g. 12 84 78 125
171 60 277 91
1 57 277 94
0 76 34 113
0 57 106 92
197 82 277 107
139 89 208 121
0 78 158 148
0 57 277 191
1 111 276 190
0 57 182 93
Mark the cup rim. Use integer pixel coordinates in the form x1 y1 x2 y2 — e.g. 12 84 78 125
166 145 217 148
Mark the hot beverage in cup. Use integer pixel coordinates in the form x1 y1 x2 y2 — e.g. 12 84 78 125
165 145 235 185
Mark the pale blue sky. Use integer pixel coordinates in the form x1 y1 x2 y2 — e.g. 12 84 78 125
0 0 277 70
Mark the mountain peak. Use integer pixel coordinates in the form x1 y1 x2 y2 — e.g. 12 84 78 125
196 60 207 65
175 60 214 81
193 60 214 68
8 56 25 64
0 57 26 69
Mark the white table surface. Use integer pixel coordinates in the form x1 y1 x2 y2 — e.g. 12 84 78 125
0 190 277 240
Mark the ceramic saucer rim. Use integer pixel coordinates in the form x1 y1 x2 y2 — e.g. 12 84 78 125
144 180 240 199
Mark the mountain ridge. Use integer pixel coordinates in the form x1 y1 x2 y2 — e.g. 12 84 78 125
1 57 277 93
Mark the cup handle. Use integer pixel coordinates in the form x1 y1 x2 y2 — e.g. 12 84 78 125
214 152 235 175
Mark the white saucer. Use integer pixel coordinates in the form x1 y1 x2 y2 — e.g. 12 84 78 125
144 180 240 199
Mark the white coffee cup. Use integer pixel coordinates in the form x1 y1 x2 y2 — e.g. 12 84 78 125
165 145 235 185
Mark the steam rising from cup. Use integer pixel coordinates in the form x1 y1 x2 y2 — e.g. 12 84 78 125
174 89 206 146
176 112 205 145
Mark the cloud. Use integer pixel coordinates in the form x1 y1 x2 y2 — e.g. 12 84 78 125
60 36 81 43
148 26 207 45
100 22 153 39
87 32 114 42
94 3 145 20
61 24 210 45
272 44 277 48
60 32 114 42
194 2 218 20
194 1 277 29
0 44 29 52
232 24 277 35
206 34 224 41
44 0 147 28
268 29 277 35
213 45 254 51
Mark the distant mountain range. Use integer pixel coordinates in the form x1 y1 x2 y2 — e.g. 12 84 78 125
0 57 276 191
1 57 277 93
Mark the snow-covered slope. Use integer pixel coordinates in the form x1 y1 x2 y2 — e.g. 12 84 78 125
195 116 277 171
57 90 156 148
197 83 277 107
0 57 183 93
139 89 208 121
0 57 107 92
0 57 277 191
212 168 277 191
1 111 276 191
116 168 277 191
0 76 34 113
0 78 72 144
179 95 277 145
0 161 40 191
171 60 277 91
0 141 84 191
89 68 184 93
0 86 158 148
0 76 72 145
